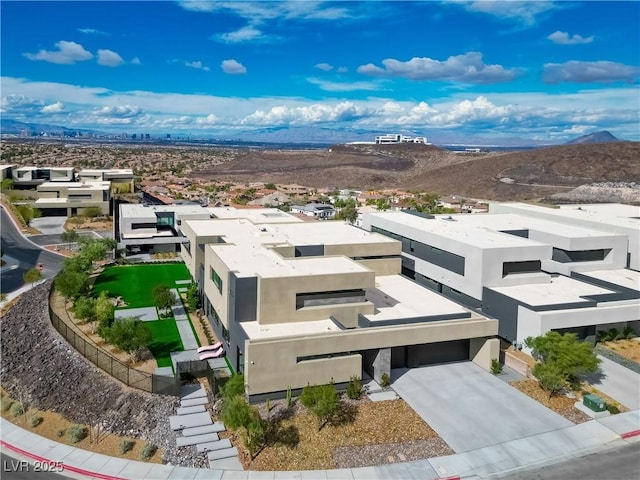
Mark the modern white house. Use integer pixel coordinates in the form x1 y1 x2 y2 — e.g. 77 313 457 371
11 166 75 188
35 181 111 216
181 209 498 400
374 134 429 144
77 169 134 193
362 209 640 350
291 203 335 219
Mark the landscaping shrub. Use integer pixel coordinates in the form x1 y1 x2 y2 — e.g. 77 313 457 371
491 359 503 375
380 372 390 388
28 415 43 427
0 399 14 412
67 424 88 443
622 326 637 339
346 375 362 400
285 385 293 409
9 402 24 417
300 383 341 431
119 439 135 454
140 442 157 461
56 428 66 438
606 404 620 415
221 374 245 398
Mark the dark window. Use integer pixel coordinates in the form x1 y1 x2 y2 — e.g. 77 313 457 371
297 351 353 363
222 324 230 342
552 248 609 263
502 260 542 277
211 267 223 293
131 222 156 230
296 289 366 309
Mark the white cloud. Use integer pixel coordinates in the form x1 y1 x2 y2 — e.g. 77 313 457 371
24 40 93 64
41 101 65 113
548 31 594 45
185 61 210 71
179 1 350 22
307 78 383 92
214 26 266 44
314 63 333 72
336 67 348 74
196 114 217 124
459 1 557 26
95 105 143 118
357 52 519 84
543 60 640 84
77 27 110 36
97 49 125 67
221 59 247 74
131 57 142 65
242 101 373 125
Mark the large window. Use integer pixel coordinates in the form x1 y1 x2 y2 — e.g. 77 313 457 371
296 289 366 309
211 267 223 293
502 260 542 277
552 248 609 263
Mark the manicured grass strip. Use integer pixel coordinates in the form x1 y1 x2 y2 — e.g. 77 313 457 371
145 319 184 368
93 264 190 308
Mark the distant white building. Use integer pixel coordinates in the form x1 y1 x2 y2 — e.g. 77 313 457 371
374 134 429 145
291 203 335 219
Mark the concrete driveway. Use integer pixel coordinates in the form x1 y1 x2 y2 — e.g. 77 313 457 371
391 362 573 453
30 216 67 235
584 355 640 410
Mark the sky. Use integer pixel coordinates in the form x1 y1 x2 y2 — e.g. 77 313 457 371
1 0 639 144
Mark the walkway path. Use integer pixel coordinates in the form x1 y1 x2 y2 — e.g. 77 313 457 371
2 411 638 479
170 287 199 351
584 355 640 410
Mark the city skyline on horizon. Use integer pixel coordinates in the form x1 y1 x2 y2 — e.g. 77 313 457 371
1 1 639 144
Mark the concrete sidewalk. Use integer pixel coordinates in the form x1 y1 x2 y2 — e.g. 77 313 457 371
585 355 640 410
1 411 638 479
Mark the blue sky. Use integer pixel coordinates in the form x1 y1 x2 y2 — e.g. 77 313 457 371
2 1 639 143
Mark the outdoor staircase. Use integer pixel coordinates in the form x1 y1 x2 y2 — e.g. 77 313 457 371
172 384 243 470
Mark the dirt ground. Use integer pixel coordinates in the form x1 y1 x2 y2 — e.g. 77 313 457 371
599 338 640 363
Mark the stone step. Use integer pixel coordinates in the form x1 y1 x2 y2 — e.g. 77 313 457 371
182 422 225 436
209 456 243 470
169 412 212 430
176 432 219 447
180 397 209 408
180 384 207 400
176 405 206 416
202 438 232 453
207 445 238 461
196 441 226 453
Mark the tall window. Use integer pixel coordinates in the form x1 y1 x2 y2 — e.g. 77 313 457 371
211 267 223 293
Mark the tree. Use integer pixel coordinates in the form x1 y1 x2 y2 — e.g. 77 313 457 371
23 267 42 287
55 268 89 299
95 291 115 332
220 393 265 459
153 285 176 316
101 318 152 362
73 295 96 329
1 178 14 191
264 183 276 190
60 230 80 243
533 362 566 399
525 331 600 394
82 206 102 219
78 238 108 263
336 198 358 224
299 383 341 431
186 283 199 312
17 205 41 226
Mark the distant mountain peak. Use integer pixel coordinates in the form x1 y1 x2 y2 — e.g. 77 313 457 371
566 131 620 145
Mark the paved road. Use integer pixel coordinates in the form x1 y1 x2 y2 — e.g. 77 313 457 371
0 453 71 480
0 206 65 293
496 442 640 480
27 231 98 247
391 362 572 452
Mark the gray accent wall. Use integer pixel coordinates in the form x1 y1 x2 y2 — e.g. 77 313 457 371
482 287 520 342
294 244 325 257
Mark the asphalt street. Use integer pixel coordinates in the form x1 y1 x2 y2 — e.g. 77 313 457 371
0 453 71 480
0 207 65 293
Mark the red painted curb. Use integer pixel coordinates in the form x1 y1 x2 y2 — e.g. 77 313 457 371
621 429 640 439
0 440 126 480
437 477 461 480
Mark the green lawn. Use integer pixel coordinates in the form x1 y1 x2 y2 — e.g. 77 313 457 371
93 263 190 308
145 319 184 368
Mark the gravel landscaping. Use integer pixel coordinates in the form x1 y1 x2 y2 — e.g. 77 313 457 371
0 282 206 467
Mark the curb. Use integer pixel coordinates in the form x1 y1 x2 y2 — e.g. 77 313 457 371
621 429 640 439
0 440 125 480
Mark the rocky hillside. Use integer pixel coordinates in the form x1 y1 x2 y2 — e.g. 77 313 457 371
566 131 619 144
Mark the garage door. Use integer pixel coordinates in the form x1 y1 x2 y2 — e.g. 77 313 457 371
391 339 469 368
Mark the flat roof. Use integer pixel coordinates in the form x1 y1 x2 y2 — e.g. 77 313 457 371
211 243 372 278
367 211 546 249
435 213 621 239
39 181 109 190
241 318 340 340
121 203 210 219
207 207 302 223
579 269 640 292
79 168 133 174
489 275 614 306
364 275 469 322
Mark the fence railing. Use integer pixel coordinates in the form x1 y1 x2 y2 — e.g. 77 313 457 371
48 288 179 396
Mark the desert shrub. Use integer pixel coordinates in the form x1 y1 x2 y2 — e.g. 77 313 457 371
491 358 503 375
606 404 620 415
28 415 43 427
622 326 637 339
380 372 390 388
285 385 293 409
346 375 362 400
119 440 135 454
0 399 14 412
140 442 157 461
9 402 24 417
56 428 66 438
67 424 88 443
220 374 245 398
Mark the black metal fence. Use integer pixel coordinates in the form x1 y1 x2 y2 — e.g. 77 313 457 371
48 289 179 396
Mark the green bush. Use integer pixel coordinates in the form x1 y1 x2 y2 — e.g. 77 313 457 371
28 416 43 427
606 404 620 415
380 372 390 388
56 428 66 438
119 440 135 454
221 374 245 398
10 402 24 417
140 442 157 461
346 375 362 400
491 359 503 375
67 424 88 443
0 399 14 412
